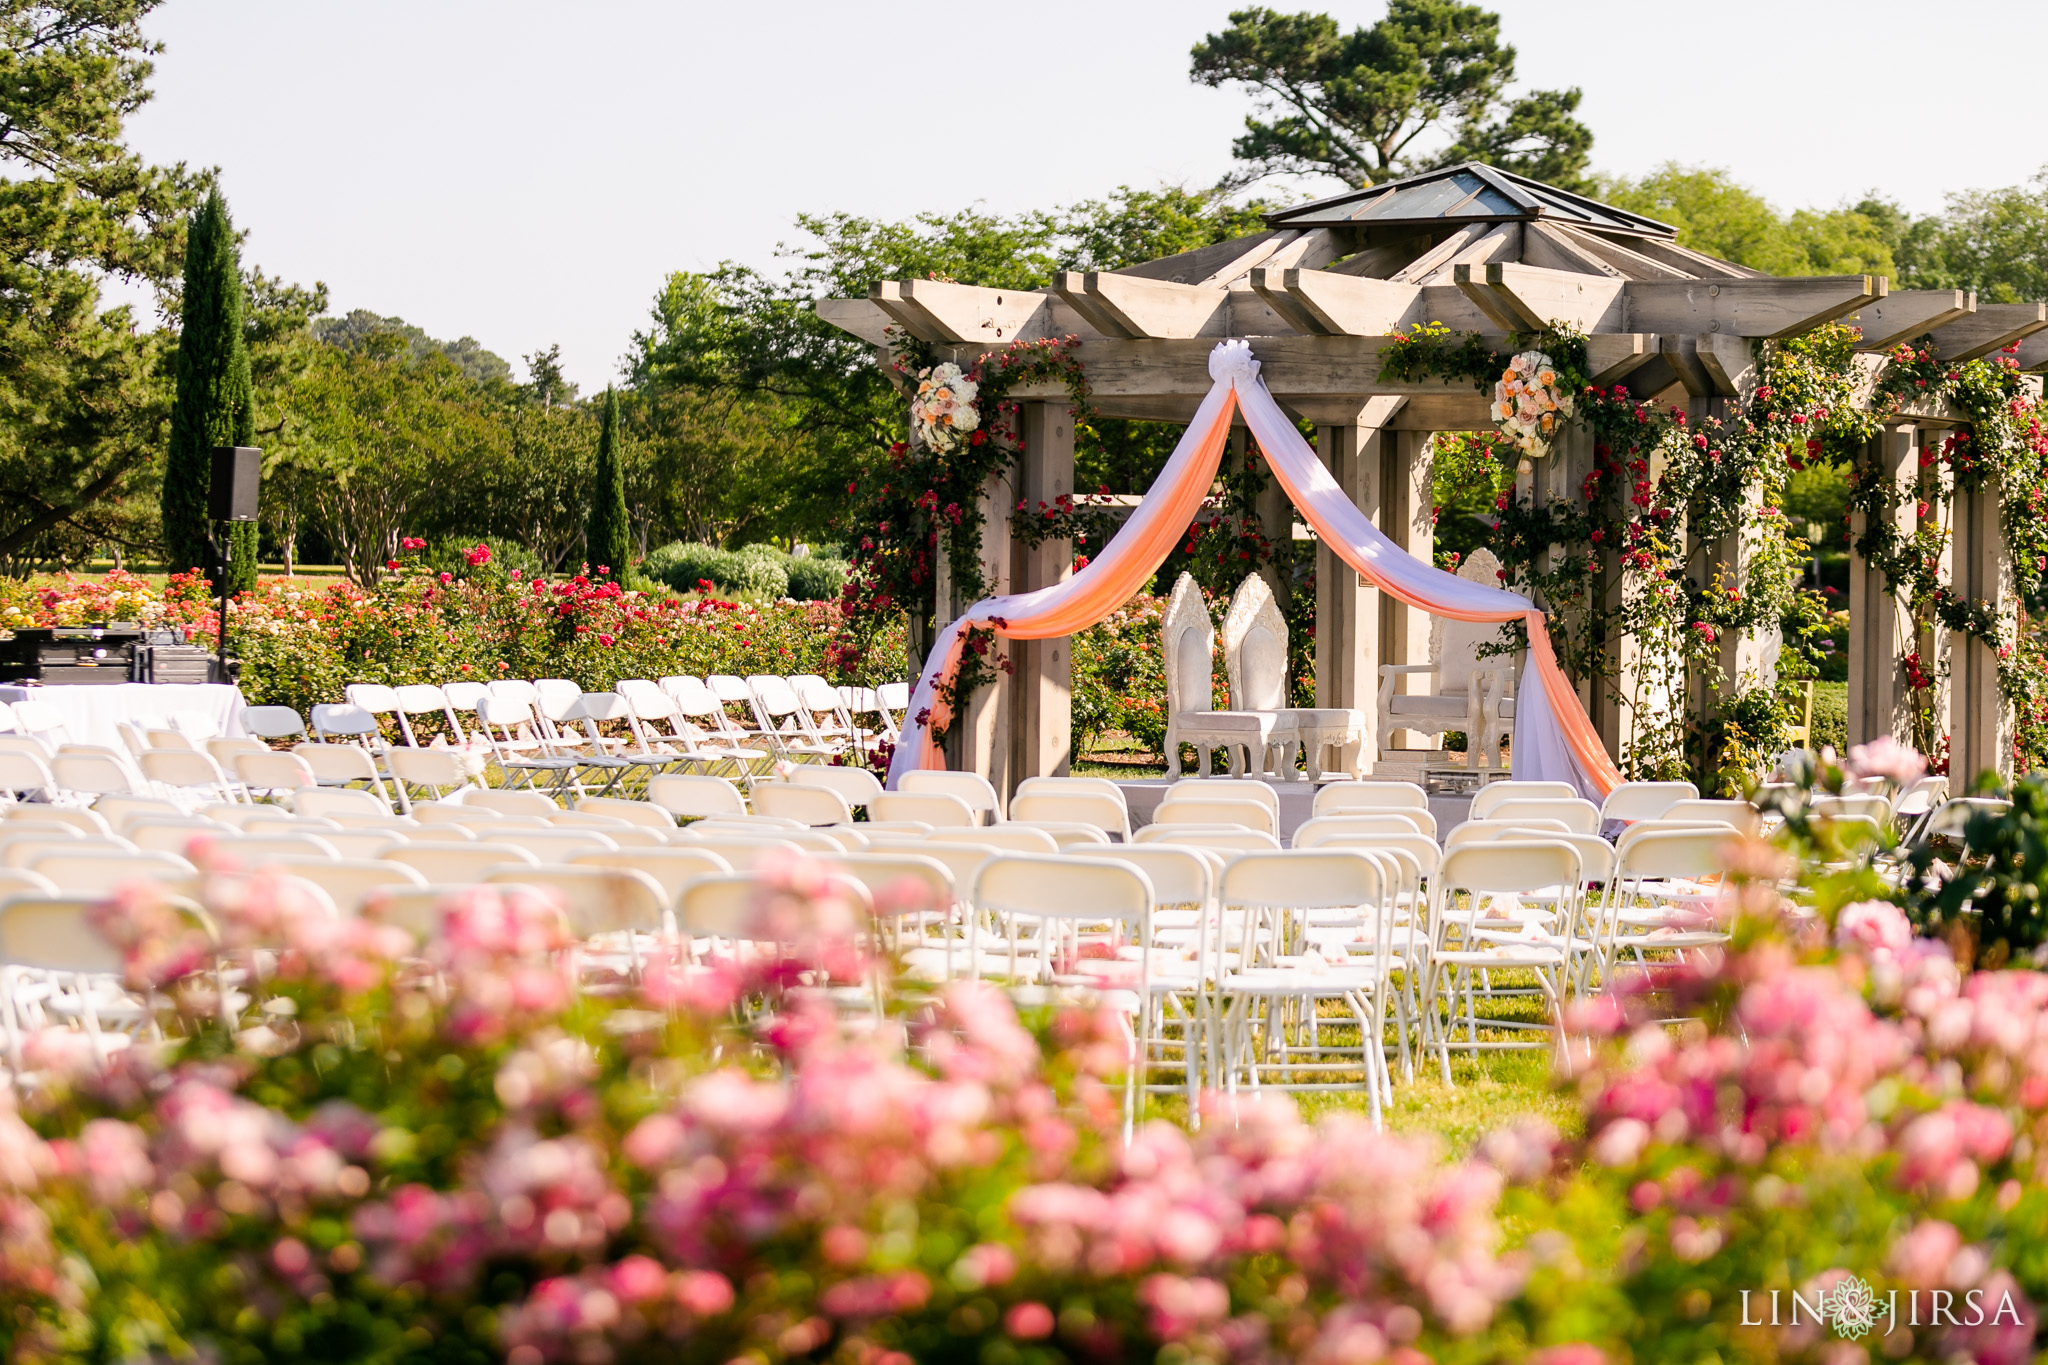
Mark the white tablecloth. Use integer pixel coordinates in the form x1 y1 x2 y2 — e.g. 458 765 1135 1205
0 683 248 750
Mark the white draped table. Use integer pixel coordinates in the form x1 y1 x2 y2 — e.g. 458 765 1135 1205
0 683 248 750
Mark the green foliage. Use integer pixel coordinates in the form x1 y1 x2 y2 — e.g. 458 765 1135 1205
584 387 630 577
783 552 847 602
1892 167 2048 304
0 0 202 572
643 540 733 594
421 533 544 582
1591 163 1898 276
163 189 257 588
310 308 513 385
1189 1 1592 190
1905 773 2048 966
642 541 846 602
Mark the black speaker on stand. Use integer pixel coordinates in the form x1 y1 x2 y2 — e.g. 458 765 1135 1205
206 446 261 685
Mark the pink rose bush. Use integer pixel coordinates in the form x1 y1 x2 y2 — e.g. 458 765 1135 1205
0 857 1552 1365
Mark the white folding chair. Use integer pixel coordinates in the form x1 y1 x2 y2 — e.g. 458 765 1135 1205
1422 841 1584 1079
1312 781 1428 817
897 769 1000 823
1008 791 1130 840
751 782 852 827
783 763 883 809
1477 797 1600 834
867 791 978 827
646 775 749 821
1599 780 1698 824
1469 781 1579 819
1151 797 1276 836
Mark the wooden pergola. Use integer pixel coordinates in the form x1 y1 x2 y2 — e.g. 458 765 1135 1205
819 163 2048 790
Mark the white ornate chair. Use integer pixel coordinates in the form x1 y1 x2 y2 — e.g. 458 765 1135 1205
1377 549 1517 770
1162 573 1281 778
1219 574 1304 780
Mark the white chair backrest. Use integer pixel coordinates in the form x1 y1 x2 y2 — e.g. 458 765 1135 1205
1469 781 1579 819
384 841 539 881
534 680 585 720
1166 777 1280 817
1299 830 1440 880
0 897 128 974
1662 798 1762 836
828 851 953 915
4 805 108 836
1067 844 1213 908
1140 827 1280 852
783 764 883 805
345 684 401 714
463 788 561 816
1161 571 1215 717
751 783 852 826
311 703 381 740
973 853 1150 926
1014 775 1128 813
1479 797 1600 834
1219 848 1384 913
671 833 808 870
442 682 490 712
1008 791 1129 838
569 846 732 900
1293 812 1430 845
1432 549 1511 695
928 825 1058 854
646 774 748 820
897 769 1000 817
1152 797 1276 835
272 858 426 913
1599 780 1699 823
28 849 194 895
235 750 316 790
1445 817 1570 850
1312 781 1429 816
574 797 677 830
0 749 58 795
293 786 391 818
51 752 134 796
241 705 306 740
1222 574 1287 712
1614 829 1735 882
867 791 978 827
1434 840 1581 898
486 865 668 937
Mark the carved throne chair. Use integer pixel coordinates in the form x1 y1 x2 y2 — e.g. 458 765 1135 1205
1161 573 1283 778
1376 548 1518 773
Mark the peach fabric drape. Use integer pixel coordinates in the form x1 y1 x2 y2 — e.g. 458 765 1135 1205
886 340 1622 799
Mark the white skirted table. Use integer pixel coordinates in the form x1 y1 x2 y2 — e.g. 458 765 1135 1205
0 683 248 750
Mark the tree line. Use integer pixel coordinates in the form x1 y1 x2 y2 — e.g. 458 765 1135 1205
5 0 2047 592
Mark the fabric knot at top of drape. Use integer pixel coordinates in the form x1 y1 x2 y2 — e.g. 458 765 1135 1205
884 340 1623 801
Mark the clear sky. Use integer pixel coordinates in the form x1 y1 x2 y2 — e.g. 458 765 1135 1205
121 0 2047 391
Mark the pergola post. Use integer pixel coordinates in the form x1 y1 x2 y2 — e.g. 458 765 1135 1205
939 471 1015 787
1010 402 1076 791
1687 395 1780 757
1380 429 1435 749
1952 473 2015 781
1312 417 1384 739
1846 424 1917 747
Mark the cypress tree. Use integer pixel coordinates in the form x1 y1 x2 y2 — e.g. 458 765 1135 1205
163 190 258 591
585 386 630 578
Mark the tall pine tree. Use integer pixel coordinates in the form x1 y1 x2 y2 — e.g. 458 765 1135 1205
585 386 629 577
163 190 257 589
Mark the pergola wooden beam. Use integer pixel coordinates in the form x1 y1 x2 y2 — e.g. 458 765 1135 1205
868 278 1056 346
1053 271 1230 340
1623 276 1883 338
1846 289 1975 352
1926 303 2048 362
1456 262 1625 332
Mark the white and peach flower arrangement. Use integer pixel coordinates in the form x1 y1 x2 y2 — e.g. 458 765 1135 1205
911 362 980 453
1493 350 1574 465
